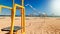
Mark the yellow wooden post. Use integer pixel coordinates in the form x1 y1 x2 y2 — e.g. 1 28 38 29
21 7 25 34
0 4 15 34
0 6 2 13
22 0 24 6
10 4 16 34
21 0 26 34
10 0 15 34
0 5 12 13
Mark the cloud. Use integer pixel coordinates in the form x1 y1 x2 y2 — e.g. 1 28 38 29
25 4 48 15
25 4 41 15
25 4 36 11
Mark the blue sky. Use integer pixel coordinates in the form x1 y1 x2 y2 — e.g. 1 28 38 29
0 0 59 16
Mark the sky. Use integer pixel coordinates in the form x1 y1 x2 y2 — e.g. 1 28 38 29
0 0 60 16
50 0 60 16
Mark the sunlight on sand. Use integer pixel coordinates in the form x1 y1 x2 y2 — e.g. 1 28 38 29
0 17 60 34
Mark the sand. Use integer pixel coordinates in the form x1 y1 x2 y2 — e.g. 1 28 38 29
0 17 60 34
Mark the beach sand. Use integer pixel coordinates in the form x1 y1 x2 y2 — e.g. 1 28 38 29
0 17 60 34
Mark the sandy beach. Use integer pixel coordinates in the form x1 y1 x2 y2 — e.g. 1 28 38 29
0 17 60 34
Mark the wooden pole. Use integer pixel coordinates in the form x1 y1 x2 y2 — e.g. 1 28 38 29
21 8 25 34
22 0 24 6
0 6 2 13
10 4 16 34
10 0 16 34
21 0 26 34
